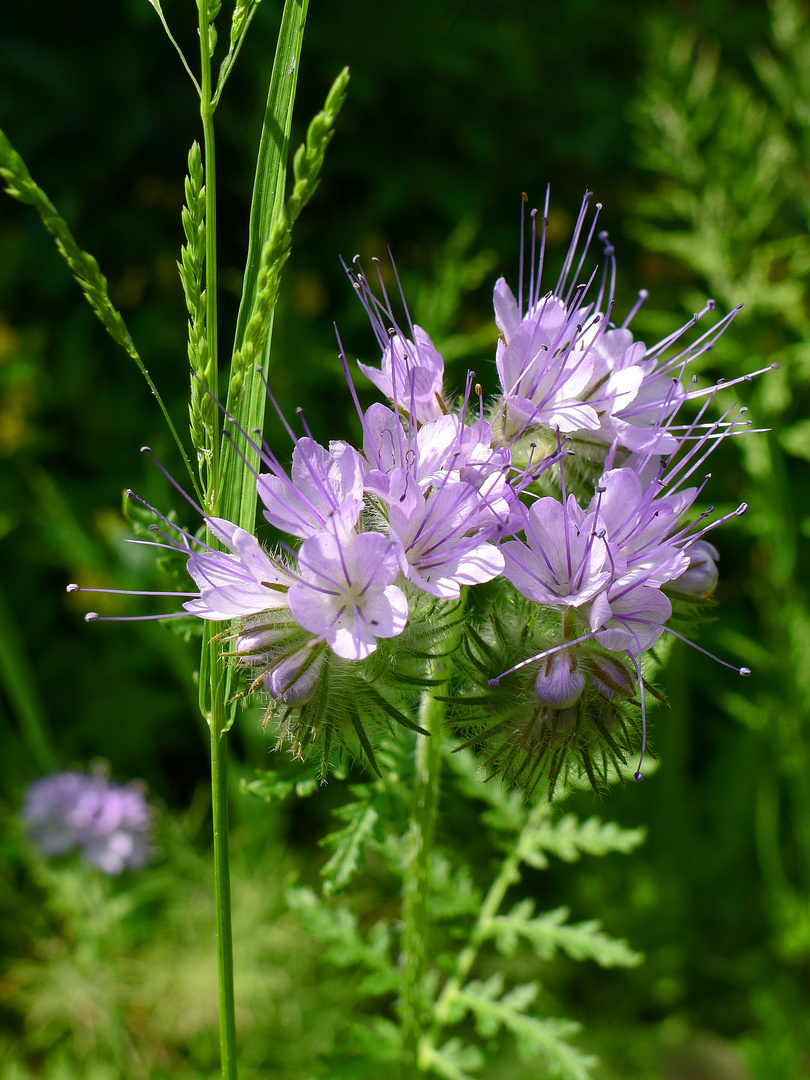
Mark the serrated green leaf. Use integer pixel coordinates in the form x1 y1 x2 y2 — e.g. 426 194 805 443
239 758 327 803
320 801 379 895
429 855 483 920
420 1037 485 1080
240 772 296 803
521 813 646 865
295 775 319 797
349 1016 402 1063
285 887 397 997
451 978 596 1079
485 900 642 968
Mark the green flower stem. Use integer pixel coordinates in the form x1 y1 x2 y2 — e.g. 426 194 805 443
400 688 446 1078
207 632 238 1080
400 603 465 1077
430 799 550 1033
197 5 234 1077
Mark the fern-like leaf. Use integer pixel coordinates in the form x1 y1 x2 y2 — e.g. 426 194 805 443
523 813 646 869
486 899 643 968
319 785 381 895
448 975 598 1079
419 1037 485 1080
285 887 399 996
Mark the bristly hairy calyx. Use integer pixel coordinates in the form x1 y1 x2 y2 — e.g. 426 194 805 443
251 592 465 779
448 585 652 797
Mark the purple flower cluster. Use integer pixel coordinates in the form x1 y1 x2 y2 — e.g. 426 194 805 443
491 192 744 455
22 771 152 874
69 191 763 787
176 394 514 682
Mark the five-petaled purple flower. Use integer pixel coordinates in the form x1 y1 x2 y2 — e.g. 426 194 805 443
290 530 408 660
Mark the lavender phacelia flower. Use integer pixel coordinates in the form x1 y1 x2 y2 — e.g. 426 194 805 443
489 190 771 491
289 529 408 660
347 257 447 425
22 771 152 874
451 396 753 793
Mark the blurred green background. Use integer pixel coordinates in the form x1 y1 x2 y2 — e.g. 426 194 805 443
1 0 809 1076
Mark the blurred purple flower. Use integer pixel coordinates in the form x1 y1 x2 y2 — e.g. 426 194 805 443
22 772 153 875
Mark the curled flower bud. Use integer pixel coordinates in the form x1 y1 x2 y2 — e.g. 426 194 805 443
263 644 325 703
585 654 637 702
534 650 585 708
232 616 326 703
235 624 296 662
669 541 720 599
448 593 648 795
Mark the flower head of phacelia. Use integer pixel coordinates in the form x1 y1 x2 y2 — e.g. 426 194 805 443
452 413 753 795
67 197 765 791
22 771 153 875
68 409 452 775
489 190 767 481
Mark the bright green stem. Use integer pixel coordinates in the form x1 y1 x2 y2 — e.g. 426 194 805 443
207 631 238 1080
400 690 446 1077
431 800 550 1032
197 4 234 1077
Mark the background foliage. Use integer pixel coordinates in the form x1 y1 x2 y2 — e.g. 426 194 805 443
1 0 808 1076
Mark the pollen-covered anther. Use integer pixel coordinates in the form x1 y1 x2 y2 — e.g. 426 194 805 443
66 583 79 594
